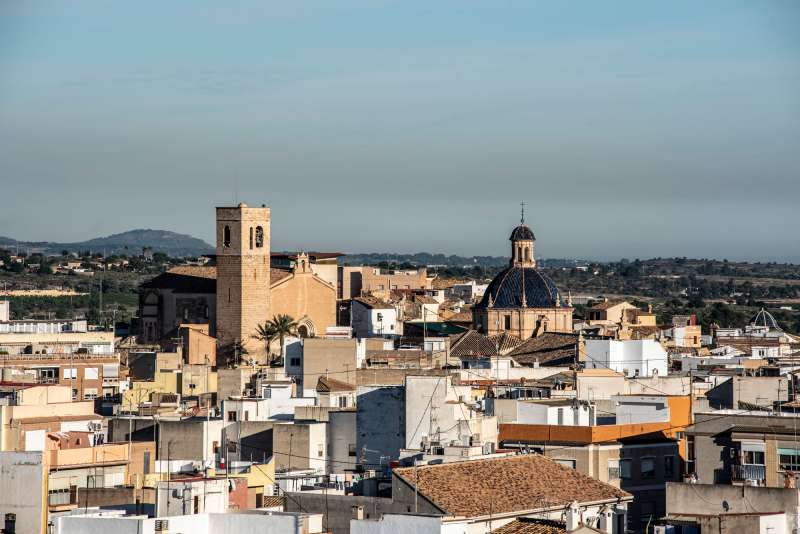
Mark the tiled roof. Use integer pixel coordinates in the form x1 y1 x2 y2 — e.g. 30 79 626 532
168 265 217 279
509 333 579 367
354 296 394 310
590 300 628 310
316 376 356 393
142 270 216 293
393 455 629 518
492 518 566 534
450 330 498 358
475 267 561 310
510 224 536 241
142 266 291 292
488 332 524 354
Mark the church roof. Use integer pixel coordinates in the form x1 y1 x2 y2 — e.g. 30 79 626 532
508 332 580 367
509 224 535 241
475 266 561 309
141 266 292 293
449 330 498 358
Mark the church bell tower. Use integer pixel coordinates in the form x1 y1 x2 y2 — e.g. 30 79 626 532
215 203 271 357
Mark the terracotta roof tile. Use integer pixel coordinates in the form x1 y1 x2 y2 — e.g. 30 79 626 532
491 518 566 534
449 330 498 358
488 332 524 354
509 333 580 366
393 454 630 518
316 376 356 393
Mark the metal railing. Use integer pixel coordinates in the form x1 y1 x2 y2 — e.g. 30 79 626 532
732 464 766 482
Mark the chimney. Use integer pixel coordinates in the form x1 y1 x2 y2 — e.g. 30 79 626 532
598 507 614 534
565 501 580 531
352 505 365 520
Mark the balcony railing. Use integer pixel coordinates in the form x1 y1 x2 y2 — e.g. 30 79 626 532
732 464 766 482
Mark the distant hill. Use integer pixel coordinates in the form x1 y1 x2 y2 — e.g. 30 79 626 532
0 229 214 257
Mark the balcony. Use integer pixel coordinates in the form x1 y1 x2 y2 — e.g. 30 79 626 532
732 464 766 483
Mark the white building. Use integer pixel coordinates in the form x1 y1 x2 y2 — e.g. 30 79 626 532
584 339 668 378
222 391 315 423
56 512 324 534
351 297 399 338
448 281 489 302
404 375 497 452
612 395 671 425
515 399 595 426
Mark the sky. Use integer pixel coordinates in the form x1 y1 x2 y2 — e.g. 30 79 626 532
1 1 799 262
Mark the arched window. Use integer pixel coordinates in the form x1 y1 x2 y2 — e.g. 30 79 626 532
298 325 309 338
255 226 264 248
223 225 231 248
517 246 523 261
525 247 530 261
249 227 254 249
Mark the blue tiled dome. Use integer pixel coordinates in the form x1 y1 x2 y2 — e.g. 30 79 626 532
476 266 561 309
509 224 535 241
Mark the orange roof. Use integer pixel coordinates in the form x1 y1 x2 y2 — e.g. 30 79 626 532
393 455 630 518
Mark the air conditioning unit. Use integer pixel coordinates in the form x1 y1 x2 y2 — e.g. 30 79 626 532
154 519 169 532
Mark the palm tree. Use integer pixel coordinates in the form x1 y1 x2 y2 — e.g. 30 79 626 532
253 322 278 362
268 314 298 364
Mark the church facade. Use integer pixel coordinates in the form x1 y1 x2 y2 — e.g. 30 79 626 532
472 217 573 339
138 203 336 360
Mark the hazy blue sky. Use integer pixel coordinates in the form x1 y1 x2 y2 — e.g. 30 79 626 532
1 1 799 261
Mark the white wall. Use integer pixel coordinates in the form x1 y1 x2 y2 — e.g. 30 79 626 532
57 513 305 534
585 339 668 378
517 402 593 426
613 395 670 424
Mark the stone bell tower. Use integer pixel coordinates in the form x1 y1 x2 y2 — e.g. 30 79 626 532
215 203 271 356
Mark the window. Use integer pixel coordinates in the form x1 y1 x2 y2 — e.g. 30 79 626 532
290 357 301 367
608 459 620 480
744 450 765 465
664 455 675 478
641 457 656 479
619 458 632 479
84 367 99 379
63 367 77 379
228 411 237 422
72 388 78 400
249 227 254 249
338 396 348 408
255 226 264 248
779 448 800 471
318 444 324 458
554 459 576 469
213 441 219 454
223 225 231 248
504 315 511 329
244 411 249 421
348 443 356 457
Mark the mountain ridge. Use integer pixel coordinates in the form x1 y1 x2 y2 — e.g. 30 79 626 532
0 229 214 257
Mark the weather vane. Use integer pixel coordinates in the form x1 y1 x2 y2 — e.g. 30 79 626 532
520 201 525 224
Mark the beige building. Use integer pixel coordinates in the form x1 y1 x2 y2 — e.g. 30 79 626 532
473 219 572 339
339 266 430 300
0 385 101 452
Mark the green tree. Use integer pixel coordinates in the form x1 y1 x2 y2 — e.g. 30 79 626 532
267 314 298 364
253 322 278 363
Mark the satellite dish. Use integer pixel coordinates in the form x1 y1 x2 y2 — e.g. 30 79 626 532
722 500 730 512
